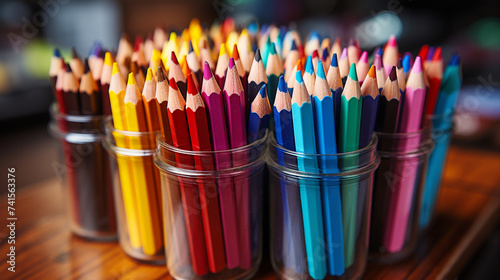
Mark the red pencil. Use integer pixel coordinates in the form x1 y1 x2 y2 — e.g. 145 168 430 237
185 74 227 272
424 47 443 115
167 77 209 276
168 52 187 98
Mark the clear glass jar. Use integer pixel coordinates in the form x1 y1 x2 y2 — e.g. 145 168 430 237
370 126 434 263
49 103 117 241
267 134 380 280
420 114 454 229
154 132 268 280
103 117 165 263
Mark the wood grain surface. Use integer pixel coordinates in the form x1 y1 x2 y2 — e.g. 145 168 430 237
1 146 500 280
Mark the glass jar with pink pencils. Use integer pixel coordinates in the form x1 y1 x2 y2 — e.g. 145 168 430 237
369 126 434 262
154 131 268 280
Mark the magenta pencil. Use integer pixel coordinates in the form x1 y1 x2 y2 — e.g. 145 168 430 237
356 51 369 85
201 62 241 268
223 58 252 269
384 57 426 252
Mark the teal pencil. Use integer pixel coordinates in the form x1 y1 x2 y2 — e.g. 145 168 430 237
339 63 363 267
291 70 327 280
266 42 283 108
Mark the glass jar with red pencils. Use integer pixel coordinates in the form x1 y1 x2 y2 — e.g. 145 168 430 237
154 131 268 279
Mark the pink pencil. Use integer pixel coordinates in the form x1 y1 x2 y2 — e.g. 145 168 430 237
356 51 369 85
201 62 241 268
223 58 252 269
383 35 399 77
384 56 426 252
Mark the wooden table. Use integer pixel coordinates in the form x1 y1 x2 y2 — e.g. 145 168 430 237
1 146 500 279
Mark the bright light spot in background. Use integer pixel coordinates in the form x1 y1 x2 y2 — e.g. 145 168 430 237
354 11 403 49
468 18 500 50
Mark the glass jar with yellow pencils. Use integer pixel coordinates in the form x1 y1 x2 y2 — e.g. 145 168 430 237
103 117 165 263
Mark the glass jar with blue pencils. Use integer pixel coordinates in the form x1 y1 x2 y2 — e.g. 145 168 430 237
369 126 434 263
154 131 268 280
267 134 380 280
419 113 454 230
49 103 117 241
103 117 165 263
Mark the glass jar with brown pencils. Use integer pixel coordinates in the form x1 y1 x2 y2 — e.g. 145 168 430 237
154 131 268 280
267 134 380 280
49 103 117 241
103 117 165 263
369 126 434 263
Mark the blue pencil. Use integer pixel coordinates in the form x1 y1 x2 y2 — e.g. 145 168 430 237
248 84 272 143
359 65 380 148
292 70 327 280
403 54 412 80
312 60 345 276
326 53 343 146
274 75 306 274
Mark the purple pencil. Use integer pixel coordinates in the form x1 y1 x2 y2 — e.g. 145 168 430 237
201 62 240 268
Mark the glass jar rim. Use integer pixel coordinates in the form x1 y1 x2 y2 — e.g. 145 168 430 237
103 116 159 157
50 102 107 122
49 102 104 143
375 124 432 139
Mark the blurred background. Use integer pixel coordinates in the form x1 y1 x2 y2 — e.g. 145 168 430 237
0 0 499 276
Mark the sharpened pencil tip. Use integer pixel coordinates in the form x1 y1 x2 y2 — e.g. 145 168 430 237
432 47 442 61
305 55 314 74
203 62 213 79
295 70 304 83
322 48 329 60
412 56 423 73
171 51 179 64
255 49 262 62
169 77 178 90
387 35 397 47
278 75 287 92
340 48 348 59
146 68 153 82
127 72 136 85
258 83 267 98
84 59 90 73
291 40 297 51
219 43 227 57
348 63 358 81
188 41 194 53
269 43 277 55
229 57 235 69
397 58 403 69
53 48 61 58
368 65 376 78
157 66 166 82
403 54 412 72
104 52 113 66
312 50 319 59
317 60 326 79
66 63 72 73
331 53 338 67
389 66 397 81
374 54 383 69
359 51 368 63
71 47 78 59
232 44 240 60
112 62 119 76
187 74 197 95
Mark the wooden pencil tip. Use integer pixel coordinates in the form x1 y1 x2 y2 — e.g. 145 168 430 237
322 47 329 60
219 43 227 57
368 65 376 78
317 60 326 78
432 47 442 61
312 49 319 59
397 58 403 69
278 75 287 92
359 51 368 63
53 48 61 58
157 66 166 82
187 74 197 95
169 77 178 90
305 55 314 74
127 72 136 85
348 63 358 81
146 68 153 82
84 59 90 73
331 53 338 67
71 47 78 59
229 57 235 69
412 56 423 73
232 44 240 59
203 62 213 79
389 66 397 81
254 49 262 61
112 62 120 76
296 59 303 71
170 51 179 64
104 52 113 66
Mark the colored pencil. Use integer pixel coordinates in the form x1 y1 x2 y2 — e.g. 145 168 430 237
109 63 142 250
201 62 240 269
424 47 443 115
70 48 84 80
167 77 210 276
374 54 386 90
403 54 412 80
63 65 80 115
347 38 361 64
248 84 271 143
273 75 306 273
382 35 399 77
223 58 252 269
326 53 343 145
284 40 300 82
247 49 268 119
321 47 330 74
384 57 426 252
79 60 100 115
312 61 345 276
215 43 229 89
287 60 303 96
339 48 350 86
266 43 283 107
339 63 363 267
292 70 327 280
168 52 187 98
155 66 173 144
100 52 114 115
305 31 320 57
49 48 63 96
359 65 380 149
185 74 227 273
161 32 178 71
357 51 369 85
231 45 248 114
124 73 163 256
303 54 316 95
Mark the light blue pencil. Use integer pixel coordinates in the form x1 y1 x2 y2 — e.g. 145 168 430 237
292 70 327 280
312 60 345 276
